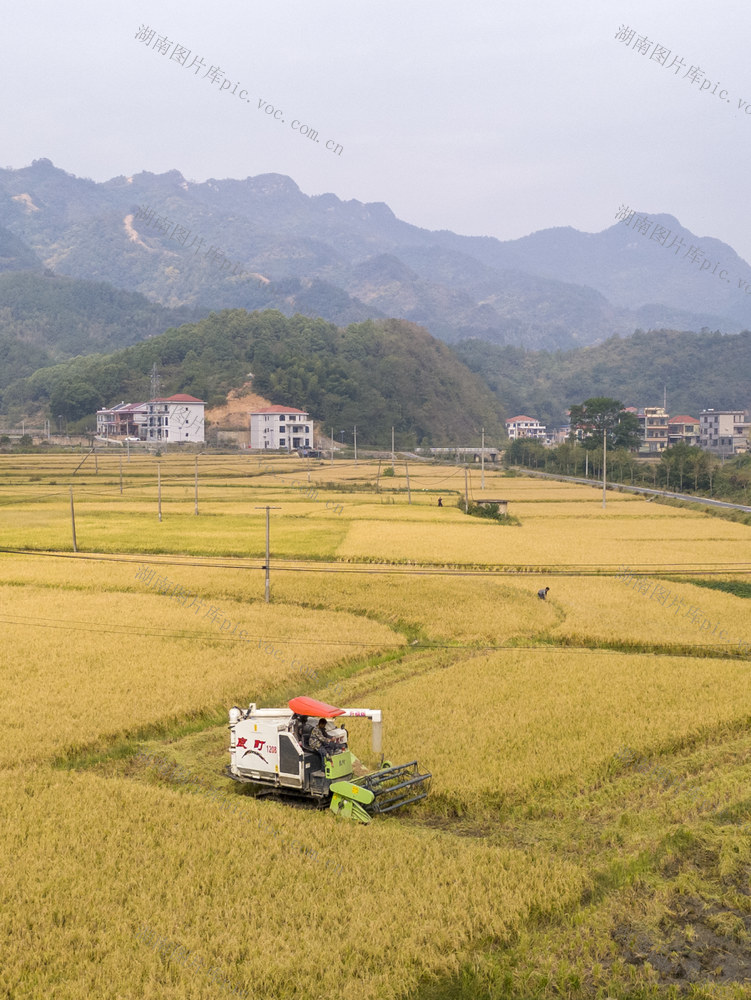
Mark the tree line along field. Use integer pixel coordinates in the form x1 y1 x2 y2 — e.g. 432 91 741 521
1 452 750 1000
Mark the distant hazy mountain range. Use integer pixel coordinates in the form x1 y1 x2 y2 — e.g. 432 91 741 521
1 158 749 351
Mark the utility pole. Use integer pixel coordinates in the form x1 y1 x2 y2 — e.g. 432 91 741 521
464 468 469 513
119 455 123 495
481 427 485 490
126 439 130 462
194 456 199 515
391 426 395 468
353 425 357 466
256 506 281 603
602 428 607 509
376 459 381 494
157 463 162 522
69 488 78 552
405 463 411 504
331 427 334 466
94 448 98 474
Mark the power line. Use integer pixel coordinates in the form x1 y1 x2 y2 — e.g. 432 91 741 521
0 547 749 577
0 612 745 659
0 612 405 646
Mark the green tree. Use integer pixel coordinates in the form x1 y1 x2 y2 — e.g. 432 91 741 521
569 397 641 451
48 379 102 422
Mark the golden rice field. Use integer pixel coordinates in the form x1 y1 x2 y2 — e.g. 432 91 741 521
1 451 750 1000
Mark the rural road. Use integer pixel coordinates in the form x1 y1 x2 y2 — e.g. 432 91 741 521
514 468 751 513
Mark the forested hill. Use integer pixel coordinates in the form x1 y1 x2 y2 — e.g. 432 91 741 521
4 310 505 447
455 329 751 427
0 270 202 389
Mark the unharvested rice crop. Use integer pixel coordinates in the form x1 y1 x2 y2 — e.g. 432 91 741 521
0 558 402 765
2 456 751 999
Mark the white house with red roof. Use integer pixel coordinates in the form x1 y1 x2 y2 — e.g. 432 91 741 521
505 415 546 441
250 405 312 451
146 393 205 443
98 393 204 442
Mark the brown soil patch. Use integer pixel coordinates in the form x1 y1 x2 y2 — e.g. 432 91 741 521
205 384 275 429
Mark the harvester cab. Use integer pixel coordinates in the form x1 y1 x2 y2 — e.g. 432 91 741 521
225 695 431 823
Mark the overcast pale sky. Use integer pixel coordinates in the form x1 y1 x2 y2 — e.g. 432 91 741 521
4 0 751 260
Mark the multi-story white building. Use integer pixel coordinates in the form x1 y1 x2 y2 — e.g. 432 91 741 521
638 406 669 452
145 394 205 443
699 409 749 455
505 415 546 441
250 406 312 451
97 394 204 442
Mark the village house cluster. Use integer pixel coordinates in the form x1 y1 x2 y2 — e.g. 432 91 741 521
96 394 205 443
506 407 750 456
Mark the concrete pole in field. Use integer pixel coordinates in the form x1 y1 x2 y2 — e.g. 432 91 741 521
405 463 411 504
481 427 485 490
119 455 123 495
157 463 162 522
69 487 78 552
464 468 469 513
194 456 199 515
354 425 357 466
602 428 607 509
256 506 281 602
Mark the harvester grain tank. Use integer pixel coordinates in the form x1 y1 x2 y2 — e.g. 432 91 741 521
226 695 431 823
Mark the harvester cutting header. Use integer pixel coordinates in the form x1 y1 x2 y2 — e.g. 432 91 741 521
226 695 431 823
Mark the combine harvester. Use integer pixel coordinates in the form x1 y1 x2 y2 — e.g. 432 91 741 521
226 695 431 823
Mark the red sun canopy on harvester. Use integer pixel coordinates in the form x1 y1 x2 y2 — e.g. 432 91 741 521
288 696 345 718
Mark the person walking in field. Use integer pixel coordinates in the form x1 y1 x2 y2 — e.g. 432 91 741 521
437 497 443 507
537 587 549 600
